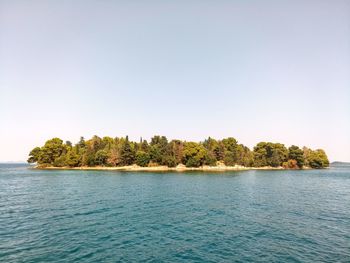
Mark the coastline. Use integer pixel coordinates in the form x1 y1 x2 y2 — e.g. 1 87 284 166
32 164 313 172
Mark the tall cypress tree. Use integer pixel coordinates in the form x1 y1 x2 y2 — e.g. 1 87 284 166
120 138 135 165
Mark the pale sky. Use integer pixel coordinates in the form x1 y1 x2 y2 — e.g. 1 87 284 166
0 0 349 162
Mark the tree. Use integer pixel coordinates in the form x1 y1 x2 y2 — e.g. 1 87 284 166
39 138 66 165
27 147 42 163
135 151 150 167
307 149 329 168
303 147 311 167
167 140 184 165
253 142 288 167
149 135 169 164
163 155 177 167
81 139 97 166
223 151 236 166
222 137 239 166
140 139 150 152
288 145 304 168
203 137 223 161
90 135 102 151
120 138 135 165
82 151 95 166
53 155 66 167
149 146 162 164
214 142 225 161
65 150 80 167
76 137 86 150
75 137 87 166
27 135 330 170
182 142 208 167
270 143 288 167
102 136 114 151
253 142 268 167
222 137 238 152
204 151 217 166
236 144 253 167
283 159 298 169
107 147 121 166
95 150 108 166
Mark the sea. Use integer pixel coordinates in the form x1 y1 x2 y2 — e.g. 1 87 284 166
0 163 349 262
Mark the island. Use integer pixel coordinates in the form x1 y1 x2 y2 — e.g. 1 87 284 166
27 135 330 171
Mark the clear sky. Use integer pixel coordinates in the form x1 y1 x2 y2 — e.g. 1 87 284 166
0 0 349 162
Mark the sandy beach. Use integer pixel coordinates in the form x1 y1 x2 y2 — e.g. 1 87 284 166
33 164 294 172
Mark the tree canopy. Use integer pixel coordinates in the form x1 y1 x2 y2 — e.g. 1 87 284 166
27 135 329 169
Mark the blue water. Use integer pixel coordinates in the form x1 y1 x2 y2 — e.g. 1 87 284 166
0 164 349 262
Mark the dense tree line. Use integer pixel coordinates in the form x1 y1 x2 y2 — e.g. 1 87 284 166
28 135 329 169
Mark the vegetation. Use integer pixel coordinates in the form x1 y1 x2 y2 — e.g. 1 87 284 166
303 147 329 169
28 135 329 169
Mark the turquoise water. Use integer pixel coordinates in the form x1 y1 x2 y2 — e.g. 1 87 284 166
0 164 349 262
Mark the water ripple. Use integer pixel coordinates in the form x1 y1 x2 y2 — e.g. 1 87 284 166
0 164 349 262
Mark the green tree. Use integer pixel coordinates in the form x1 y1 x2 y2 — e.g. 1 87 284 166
203 137 223 161
102 136 114 151
53 155 66 167
167 140 184 165
120 138 135 165
149 146 161 164
39 138 66 165
27 147 42 163
95 150 108 166
222 137 238 152
222 137 239 166
163 155 177 167
223 151 236 166
75 137 87 166
236 144 254 167
307 149 329 168
253 142 288 167
288 145 305 168
253 142 268 167
182 142 207 167
140 139 150 152
27 135 330 170
77 137 86 150
65 149 80 167
204 151 217 166
270 143 288 167
81 139 97 166
135 151 150 167
303 147 311 167
149 135 169 164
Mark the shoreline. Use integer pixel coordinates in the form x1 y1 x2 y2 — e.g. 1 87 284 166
32 164 313 172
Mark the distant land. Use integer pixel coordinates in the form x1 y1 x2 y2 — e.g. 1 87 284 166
331 161 350 166
0 161 26 164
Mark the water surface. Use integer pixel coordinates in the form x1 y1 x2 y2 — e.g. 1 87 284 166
0 164 349 262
